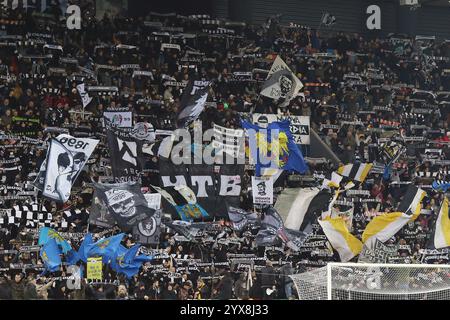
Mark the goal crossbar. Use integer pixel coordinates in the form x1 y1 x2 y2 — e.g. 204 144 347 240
291 262 450 300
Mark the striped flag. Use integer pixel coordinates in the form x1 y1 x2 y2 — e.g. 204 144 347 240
321 171 343 189
362 186 426 249
434 197 450 249
337 162 373 183
318 216 363 262
280 188 332 232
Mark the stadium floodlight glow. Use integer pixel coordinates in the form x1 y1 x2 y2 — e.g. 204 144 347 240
291 262 450 300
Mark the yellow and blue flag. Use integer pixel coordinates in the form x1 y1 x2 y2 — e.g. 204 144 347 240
38 227 72 254
111 244 142 279
40 238 62 273
241 120 308 176
175 204 209 222
87 233 125 263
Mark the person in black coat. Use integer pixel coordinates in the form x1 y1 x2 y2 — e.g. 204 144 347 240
161 283 177 300
215 271 233 300
0 277 12 300
260 261 277 299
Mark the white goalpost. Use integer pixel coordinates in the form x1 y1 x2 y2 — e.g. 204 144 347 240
290 262 450 300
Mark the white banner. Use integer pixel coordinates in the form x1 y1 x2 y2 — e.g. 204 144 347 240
253 113 310 144
41 134 99 202
144 193 161 210
161 43 181 51
212 124 244 158
252 176 273 205
103 111 133 128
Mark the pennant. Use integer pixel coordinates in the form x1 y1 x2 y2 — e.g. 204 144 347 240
106 127 145 182
132 210 162 244
35 134 99 202
38 227 72 254
280 188 332 232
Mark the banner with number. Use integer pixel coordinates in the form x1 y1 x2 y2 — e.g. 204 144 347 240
35 134 99 202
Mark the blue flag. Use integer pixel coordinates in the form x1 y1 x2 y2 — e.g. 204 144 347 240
65 249 79 265
134 253 154 263
77 233 94 263
87 233 125 263
38 227 72 254
111 245 142 279
40 238 62 273
175 203 209 222
383 164 392 181
241 120 308 176
432 180 450 192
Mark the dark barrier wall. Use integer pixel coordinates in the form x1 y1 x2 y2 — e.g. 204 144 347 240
127 0 213 17
214 0 450 39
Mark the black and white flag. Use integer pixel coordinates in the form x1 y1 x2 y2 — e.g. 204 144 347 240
251 176 274 205
227 207 258 231
89 188 117 228
107 128 145 183
76 83 93 109
260 56 303 108
381 141 405 165
133 209 161 244
177 80 210 127
93 181 155 232
321 12 336 26
36 134 99 202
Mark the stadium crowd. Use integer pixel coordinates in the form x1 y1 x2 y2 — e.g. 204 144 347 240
0 4 449 300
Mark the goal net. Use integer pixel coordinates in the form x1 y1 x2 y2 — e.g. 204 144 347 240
290 263 450 300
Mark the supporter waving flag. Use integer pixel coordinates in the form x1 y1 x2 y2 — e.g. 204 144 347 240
110 245 143 279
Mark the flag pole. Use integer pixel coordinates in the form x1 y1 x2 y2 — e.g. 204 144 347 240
317 12 324 33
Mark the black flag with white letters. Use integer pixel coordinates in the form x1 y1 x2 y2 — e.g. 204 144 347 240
107 128 145 183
